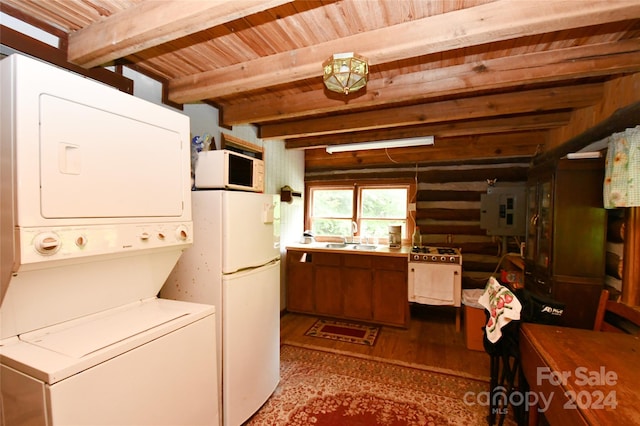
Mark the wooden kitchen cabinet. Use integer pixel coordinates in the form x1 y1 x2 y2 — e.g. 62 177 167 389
286 250 314 313
343 268 374 320
286 249 409 327
373 256 409 326
342 255 374 320
524 158 606 329
312 252 343 317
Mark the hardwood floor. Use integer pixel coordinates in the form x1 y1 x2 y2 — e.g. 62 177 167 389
280 304 491 380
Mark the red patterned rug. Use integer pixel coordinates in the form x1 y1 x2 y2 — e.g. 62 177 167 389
245 344 510 426
304 318 380 346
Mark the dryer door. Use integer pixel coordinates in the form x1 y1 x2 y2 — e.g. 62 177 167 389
38 94 184 220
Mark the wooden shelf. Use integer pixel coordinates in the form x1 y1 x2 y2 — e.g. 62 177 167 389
221 133 263 158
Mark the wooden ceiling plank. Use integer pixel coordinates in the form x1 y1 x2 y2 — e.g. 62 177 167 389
67 0 294 68
284 111 573 149
224 39 640 124
260 83 603 139
168 0 640 103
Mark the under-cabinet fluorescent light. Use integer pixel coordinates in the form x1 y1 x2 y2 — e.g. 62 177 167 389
566 151 602 160
325 136 434 154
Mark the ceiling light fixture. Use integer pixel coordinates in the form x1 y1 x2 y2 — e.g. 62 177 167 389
322 52 368 95
325 136 434 154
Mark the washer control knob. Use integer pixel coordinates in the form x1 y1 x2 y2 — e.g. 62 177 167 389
76 235 88 248
34 232 61 255
139 232 150 241
175 225 189 241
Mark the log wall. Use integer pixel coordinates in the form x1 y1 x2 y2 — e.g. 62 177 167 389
605 209 625 300
305 161 529 289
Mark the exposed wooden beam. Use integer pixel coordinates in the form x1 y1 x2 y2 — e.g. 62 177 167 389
0 24 133 93
169 0 640 103
285 112 573 150
304 132 548 171
224 39 640 125
262 84 603 140
68 0 293 68
304 165 529 183
533 100 640 166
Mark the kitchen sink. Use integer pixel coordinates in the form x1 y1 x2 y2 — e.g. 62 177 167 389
323 243 377 251
351 244 377 250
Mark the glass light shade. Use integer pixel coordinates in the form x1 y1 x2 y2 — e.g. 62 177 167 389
323 52 368 95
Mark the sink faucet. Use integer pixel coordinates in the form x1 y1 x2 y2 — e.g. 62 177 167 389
352 221 358 237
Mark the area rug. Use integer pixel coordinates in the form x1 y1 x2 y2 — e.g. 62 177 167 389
304 318 380 346
244 344 512 426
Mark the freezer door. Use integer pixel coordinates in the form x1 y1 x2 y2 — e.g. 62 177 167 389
222 260 280 426
221 191 280 273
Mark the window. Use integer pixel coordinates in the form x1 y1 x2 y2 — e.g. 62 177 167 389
307 182 413 243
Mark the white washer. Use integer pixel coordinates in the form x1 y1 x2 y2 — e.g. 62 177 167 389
0 54 219 425
1 298 217 425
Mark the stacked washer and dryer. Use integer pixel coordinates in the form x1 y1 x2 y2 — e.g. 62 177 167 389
0 54 219 425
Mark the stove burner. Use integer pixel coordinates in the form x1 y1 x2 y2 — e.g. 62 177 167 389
409 246 462 264
437 248 457 255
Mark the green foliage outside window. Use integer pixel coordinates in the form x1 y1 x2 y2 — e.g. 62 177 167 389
311 189 353 236
309 185 408 240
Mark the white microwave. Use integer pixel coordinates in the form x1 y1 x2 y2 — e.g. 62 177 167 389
195 149 264 192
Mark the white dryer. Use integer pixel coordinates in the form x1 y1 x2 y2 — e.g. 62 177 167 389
0 54 219 425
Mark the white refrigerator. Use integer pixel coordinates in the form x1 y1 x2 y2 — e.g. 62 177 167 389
160 190 281 426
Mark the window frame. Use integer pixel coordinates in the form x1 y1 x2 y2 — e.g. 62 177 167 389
305 179 417 244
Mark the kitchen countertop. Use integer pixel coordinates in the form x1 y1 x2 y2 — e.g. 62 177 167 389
286 242 412 258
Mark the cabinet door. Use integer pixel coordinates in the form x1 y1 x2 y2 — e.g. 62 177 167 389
553 164 606 278
373 269 409 327
286 251 314 313
553 278 603 329
314 265 342 316
525 185 538 263
526 177 553 280
536 179 553 273
342 268 373 320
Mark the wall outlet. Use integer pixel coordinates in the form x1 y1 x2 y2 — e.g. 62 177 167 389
408 203 416 211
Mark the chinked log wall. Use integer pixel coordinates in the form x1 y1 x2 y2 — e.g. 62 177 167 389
605 211 625 300
305 161 529 289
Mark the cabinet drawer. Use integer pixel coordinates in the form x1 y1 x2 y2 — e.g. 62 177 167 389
313 252 341 266
287 250 310 264
376 256 408 271
343 255 372 269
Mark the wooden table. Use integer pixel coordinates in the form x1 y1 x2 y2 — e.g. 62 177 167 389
520 323 640 425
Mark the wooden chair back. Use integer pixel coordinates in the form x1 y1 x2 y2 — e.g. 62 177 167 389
593 289 640 334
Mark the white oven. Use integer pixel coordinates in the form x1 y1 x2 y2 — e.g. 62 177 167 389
0 54 219 425
408 247 462 308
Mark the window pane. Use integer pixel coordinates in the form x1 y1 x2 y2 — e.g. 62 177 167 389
312 189 353 217
361 188 407 218
361 220 407 239
312 219 352 237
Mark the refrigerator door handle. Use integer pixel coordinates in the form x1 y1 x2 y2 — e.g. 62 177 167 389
223 257 281 275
